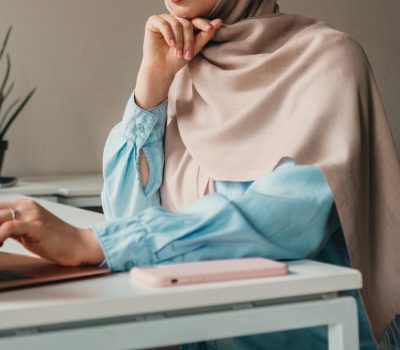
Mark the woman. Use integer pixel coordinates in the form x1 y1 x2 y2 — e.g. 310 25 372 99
0 0 399 348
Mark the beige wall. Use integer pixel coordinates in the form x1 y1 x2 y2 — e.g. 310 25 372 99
0 0 166 176
0 0 398 177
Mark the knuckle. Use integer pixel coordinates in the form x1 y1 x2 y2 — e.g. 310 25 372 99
147 15 162 27
148 15 158 22
193 18 204 24
22 198 37 208
172 22 181 31
22 199 42 217
160 21 171 32
182 21 192 29
32 203 43 215
32 208 41 219
146 15 155 25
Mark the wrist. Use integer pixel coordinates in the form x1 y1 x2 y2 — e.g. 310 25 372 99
135 65 174 110
139 61 175 82
75 228 105 267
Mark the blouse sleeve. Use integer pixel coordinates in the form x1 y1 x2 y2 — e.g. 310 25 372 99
92 161 341 272
100 94 167 221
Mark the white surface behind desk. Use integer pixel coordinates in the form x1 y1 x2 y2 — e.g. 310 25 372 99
0 174 103 208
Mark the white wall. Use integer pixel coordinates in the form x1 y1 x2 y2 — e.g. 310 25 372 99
0 0 398 177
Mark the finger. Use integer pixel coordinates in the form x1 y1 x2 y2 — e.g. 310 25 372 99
160 14 184 58
194 19 223 55
149 16 176 48
210 18 224 31
0 220 29 246
0 198 38 211
0 198 39 224
176 17 195 61
191 18 213 33
0 200 21 211
0 209 14 224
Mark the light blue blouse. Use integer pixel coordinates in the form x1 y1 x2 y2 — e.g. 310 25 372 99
91 96 376 350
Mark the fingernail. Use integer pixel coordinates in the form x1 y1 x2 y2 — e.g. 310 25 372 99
177 49 183 58
215 19 223 27
170 39 176 47
184 50 192 60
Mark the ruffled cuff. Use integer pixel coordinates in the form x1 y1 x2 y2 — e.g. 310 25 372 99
91 219 157 272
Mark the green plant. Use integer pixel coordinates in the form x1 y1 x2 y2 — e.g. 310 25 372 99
0 26 36 140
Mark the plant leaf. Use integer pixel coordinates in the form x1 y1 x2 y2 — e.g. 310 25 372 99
0 88 36 139
0 81 14 114
0 97 20 132
0 26 12 64
3 82 14 101
0 54 11 114
0 54 11 95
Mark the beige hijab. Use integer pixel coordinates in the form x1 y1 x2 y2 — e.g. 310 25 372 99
161 0 400 341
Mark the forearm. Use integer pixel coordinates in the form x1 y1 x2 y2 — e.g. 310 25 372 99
134 64 173 187
138 150 150 188
134 64 174 110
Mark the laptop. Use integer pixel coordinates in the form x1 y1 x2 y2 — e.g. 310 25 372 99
0 251 110 291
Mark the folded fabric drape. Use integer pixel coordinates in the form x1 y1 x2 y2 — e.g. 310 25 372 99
161 0 400 341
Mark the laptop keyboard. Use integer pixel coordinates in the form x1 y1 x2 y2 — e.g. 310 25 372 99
0 271 32 281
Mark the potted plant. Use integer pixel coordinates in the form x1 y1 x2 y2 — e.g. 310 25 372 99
0 26 36 185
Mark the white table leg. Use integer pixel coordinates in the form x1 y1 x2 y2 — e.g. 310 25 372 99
0 296 359 350
328 297 359 350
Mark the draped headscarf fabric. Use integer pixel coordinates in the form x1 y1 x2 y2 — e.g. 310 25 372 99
161 0 400 341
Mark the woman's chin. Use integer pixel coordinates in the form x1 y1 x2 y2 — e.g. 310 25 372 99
169 9 198 19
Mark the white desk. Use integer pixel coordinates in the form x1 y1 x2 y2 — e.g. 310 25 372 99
0 196 361 350
0 174 103 208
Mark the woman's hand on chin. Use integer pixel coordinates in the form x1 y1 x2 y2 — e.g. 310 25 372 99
0 199 105 267
134 14 223 110
143 14 223 75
